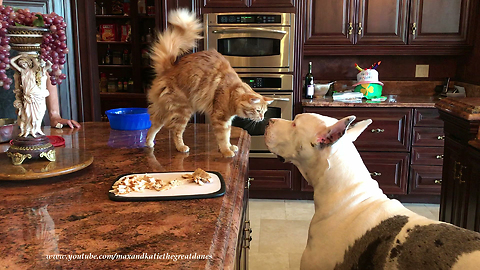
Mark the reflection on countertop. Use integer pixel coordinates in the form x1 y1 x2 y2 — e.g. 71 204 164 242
303 95 442 108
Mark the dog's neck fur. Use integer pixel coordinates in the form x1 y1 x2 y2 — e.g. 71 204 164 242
298 141 387 221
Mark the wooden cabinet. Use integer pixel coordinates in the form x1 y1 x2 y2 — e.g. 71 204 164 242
409 0 472 46
304 0 476 55
409 108 445 195
248 157 298 199
235 175 251 270
303 107 413 195
250 106 444 201
305 0 407 46
438 106 480 231
204 0 294 8
94 0 159 120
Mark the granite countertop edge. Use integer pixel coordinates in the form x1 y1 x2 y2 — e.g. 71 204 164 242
302 95 440 108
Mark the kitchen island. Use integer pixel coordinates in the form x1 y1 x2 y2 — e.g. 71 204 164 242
0 122 250 269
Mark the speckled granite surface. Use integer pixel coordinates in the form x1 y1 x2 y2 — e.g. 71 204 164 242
303 95 440 108
436 97 480 120
0 123 250 269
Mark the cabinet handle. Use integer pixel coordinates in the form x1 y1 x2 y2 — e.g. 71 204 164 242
412 22 417 35
348 22 353 35
370 172 382 177
437 135 445 140
458 165 467 184
436 155 444 159
247 177 254 189
434 179 442 185
358 23 363 35
371 128 385 133
453 161 466 184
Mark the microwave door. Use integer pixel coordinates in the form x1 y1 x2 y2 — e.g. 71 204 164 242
207 27 291 71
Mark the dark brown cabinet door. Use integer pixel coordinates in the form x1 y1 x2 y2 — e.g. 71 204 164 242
250 0 295 7
360 152 410 195
306 0 407 46
356 0 408 45
203 0 249 7
409 0 472 45
305 0 356 45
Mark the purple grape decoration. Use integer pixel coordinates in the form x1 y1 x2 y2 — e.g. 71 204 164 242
0 6 68 89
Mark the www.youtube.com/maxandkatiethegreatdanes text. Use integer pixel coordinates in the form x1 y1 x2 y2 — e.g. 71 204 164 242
45 253 213 262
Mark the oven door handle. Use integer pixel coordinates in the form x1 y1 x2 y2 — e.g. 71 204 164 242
270 97 291 101
211 28 287 35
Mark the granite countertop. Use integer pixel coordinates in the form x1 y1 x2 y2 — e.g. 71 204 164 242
303 95 441 108
436 97 480 120
0 122 250 269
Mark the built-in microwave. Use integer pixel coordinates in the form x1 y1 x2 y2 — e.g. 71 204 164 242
204 13 295 73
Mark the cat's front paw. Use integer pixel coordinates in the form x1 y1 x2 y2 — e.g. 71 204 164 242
146 139 155 148
229 145 238 152
176 145 190 153
221 149 236 157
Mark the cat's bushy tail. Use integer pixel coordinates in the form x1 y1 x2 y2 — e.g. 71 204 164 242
150 9 203 77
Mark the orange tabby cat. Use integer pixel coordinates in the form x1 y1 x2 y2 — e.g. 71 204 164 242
146 9 272 157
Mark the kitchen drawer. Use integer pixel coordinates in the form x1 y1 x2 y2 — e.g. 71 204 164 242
248 170 292 190
360 152 410 195
248 158 294 191
412 127 445 146
411 147 445 165
304 108 412 152
408 165 443 195
414 108 443 127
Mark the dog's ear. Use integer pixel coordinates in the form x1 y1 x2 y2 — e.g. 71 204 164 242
313 116 356 147
346 119 372 141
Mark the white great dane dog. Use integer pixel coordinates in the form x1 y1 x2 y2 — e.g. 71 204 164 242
264 113 480 270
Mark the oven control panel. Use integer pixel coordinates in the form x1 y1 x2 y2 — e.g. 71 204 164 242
218 15 281 24
241 77 282 89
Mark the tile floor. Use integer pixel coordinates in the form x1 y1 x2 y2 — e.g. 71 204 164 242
248 199 440 270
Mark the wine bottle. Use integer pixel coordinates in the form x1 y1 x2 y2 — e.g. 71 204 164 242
305 62 314 99
105 45 112 65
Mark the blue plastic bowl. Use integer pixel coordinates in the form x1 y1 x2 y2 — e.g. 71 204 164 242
105 108 151 131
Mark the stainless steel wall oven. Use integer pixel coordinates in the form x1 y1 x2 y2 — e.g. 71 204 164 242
234 74 293 157
204 12 295 157
204 12 295 73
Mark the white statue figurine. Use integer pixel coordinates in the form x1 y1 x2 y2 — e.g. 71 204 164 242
10 54 51 138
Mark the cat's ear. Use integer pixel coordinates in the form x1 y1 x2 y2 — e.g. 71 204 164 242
244 94 261 104
250 97 261 104
263 96 274 105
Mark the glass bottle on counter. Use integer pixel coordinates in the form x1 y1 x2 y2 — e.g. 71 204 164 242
305 61 314 99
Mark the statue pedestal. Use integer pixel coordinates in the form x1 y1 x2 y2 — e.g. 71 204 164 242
7 135 56 165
